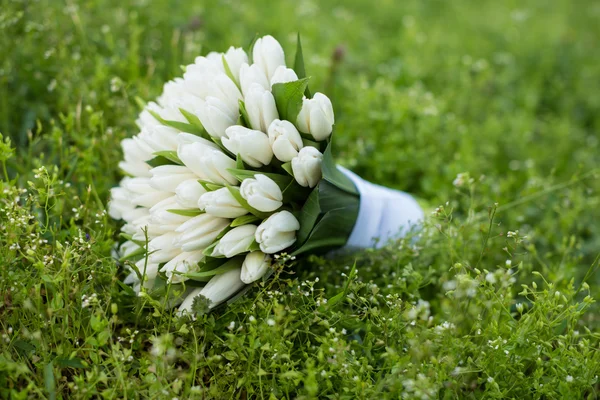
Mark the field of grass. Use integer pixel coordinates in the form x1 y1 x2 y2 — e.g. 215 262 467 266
2 0 600 398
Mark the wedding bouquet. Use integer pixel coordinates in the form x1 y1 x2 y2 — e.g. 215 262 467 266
109 35 423 315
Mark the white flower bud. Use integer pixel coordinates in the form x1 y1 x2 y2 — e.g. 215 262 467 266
255 211 299 254
148 232 182 263
177 140 238 185
252 35 286 81
138 125 180 152
119 138 152 177
109 186 134 220
296 92 335 141
150 165 198 192
222 46 248 83
198 188 248 218
212 224 257 258
175 179 206 209
267 119 304 162
241 251 271 283
291 146 323 188
222 125 273 167
161 251 205 283
124 177 171 208
174 214 230 251
270 66 298 86
149 196 192 229
245 84 279 133
178 267 245 313
239 63 270 96
197 96 238 138
240 174 283 212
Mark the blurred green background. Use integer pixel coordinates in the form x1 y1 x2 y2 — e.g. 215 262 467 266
2 0 600 398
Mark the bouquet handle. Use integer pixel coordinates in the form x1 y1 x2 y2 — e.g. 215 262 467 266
338 167 424 249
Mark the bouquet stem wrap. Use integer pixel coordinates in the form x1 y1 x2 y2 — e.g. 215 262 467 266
339 167 424 249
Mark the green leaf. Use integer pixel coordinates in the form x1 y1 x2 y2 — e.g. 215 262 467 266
295 187 320 245
147 109 203 134
222 55 239 86
231 214 260 227
227 168 292 190
146 155 175 168
134 96 146 110
272 78 310 123
225 184 270 219
281 162 294 177
238 100 251 128
167 208 204 217
236 154 245 170
179 108 206 132
153 150 182 165
302 137 320 148
55 357 85 369
118 246 146 262
186 257 243 279
321 140 358 195
44 362 56 400
293 33 312 97
246 33 259 64
281 179 311 204
198 180 224 192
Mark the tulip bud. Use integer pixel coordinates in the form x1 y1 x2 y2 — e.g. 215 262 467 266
177 140 238 185
291 146 323 188
174 214 230 252
178 267 245 313
150 196 193 229
150 165 198 192
255 211 300 254
197 96 238 138
222 125 273 167
125 259 160 285
239 63 270 96
109 186 134 220
296 92 335 141
212 224 257 258
148 232 182 263
252 35 286 81
240 174 283 212
175 179 206 209
124 177 171 208
267 119 304 162
223 46 248 83
198 188 248 218
245 84 279 133
270 66 299 86
119 138 152 177
241 251 271 283
161 251 205 283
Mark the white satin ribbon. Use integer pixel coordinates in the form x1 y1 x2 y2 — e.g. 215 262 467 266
339 167 424 249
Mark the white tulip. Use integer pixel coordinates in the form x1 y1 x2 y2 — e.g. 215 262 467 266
150 165 197 192
161 251 205 283
212 224 257 258
255 211 300 254
291 146 323 188
148 232 182 263
239 63 270 96
240 174 282 212
138 125 180 153
197 96 238 138
267 119 304 162
222 125 273 167
178 267 245 313
270 66 298 86
253 35 286 81
245 84 279 133
136 102 163 130
124 177 171 208
174 214 230 251
223 46 248 83
198 188 247 218
186 73 242 112
124 258 160 286
175 179 206 209
119 138 152 177
296 92 335 141
149 196 192 228
240 251 271 283
177 141 238 185
108 186 134 220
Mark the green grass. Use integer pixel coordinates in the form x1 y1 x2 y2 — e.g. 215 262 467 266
2 0 600 398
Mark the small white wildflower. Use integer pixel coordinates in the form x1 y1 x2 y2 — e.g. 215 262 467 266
566 375 573 383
